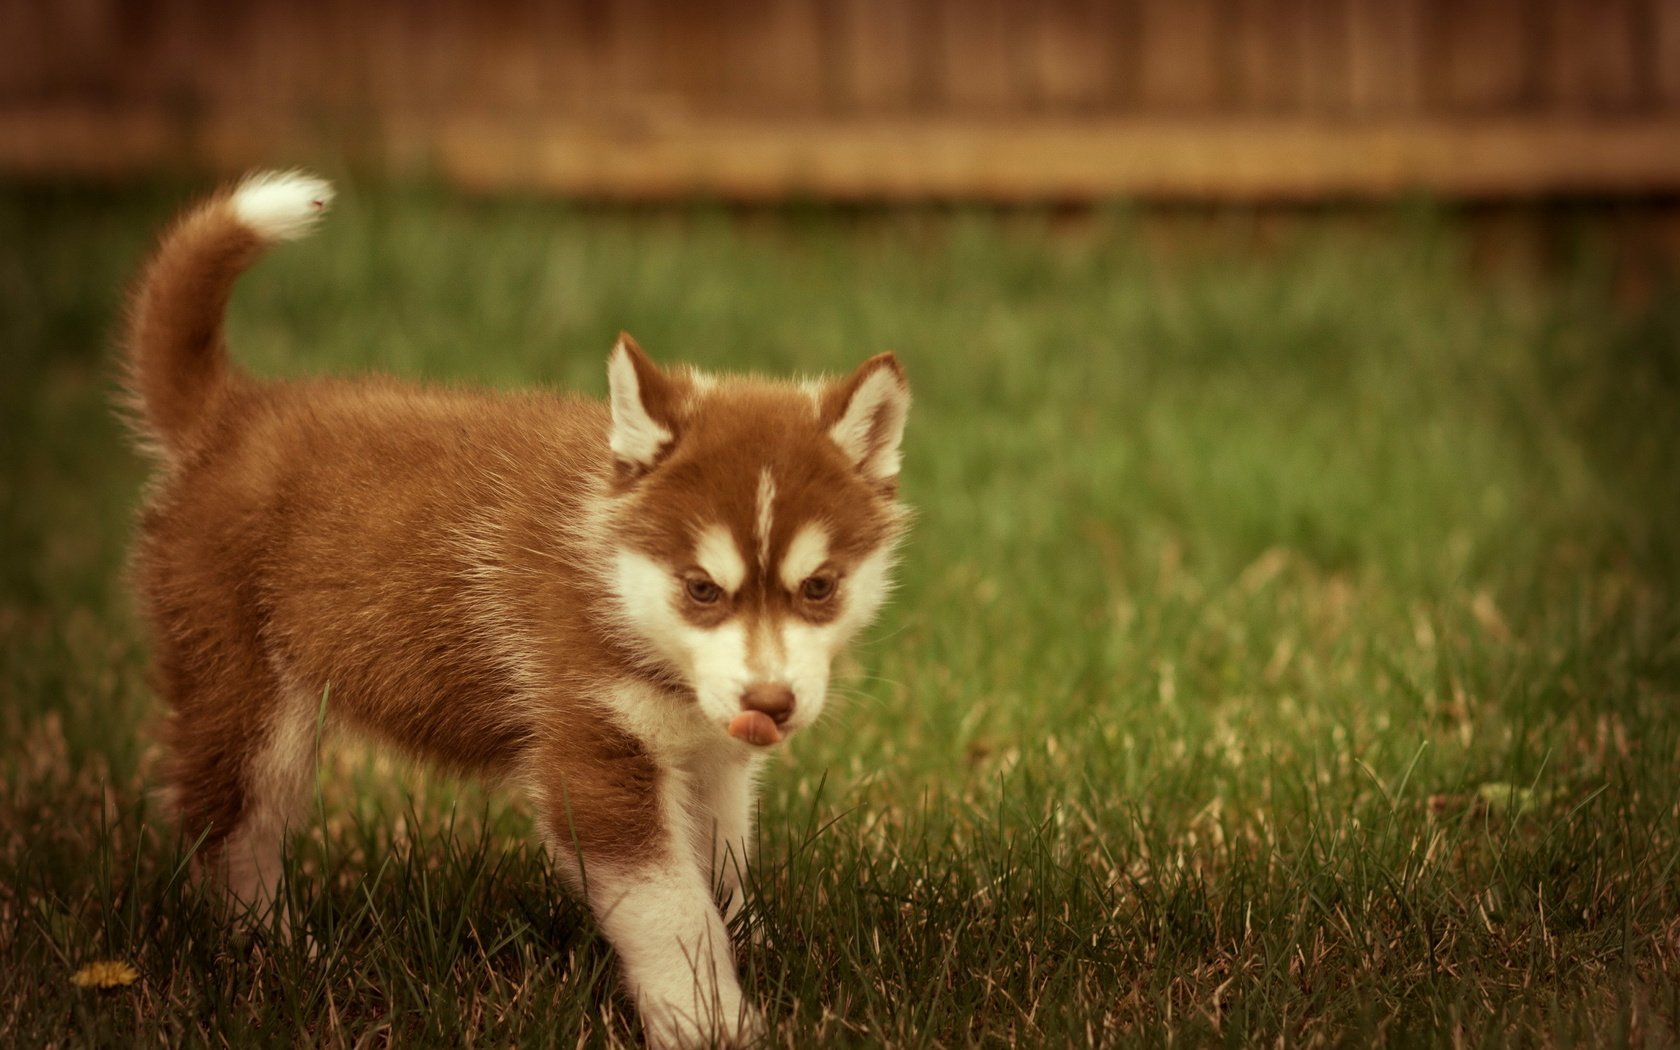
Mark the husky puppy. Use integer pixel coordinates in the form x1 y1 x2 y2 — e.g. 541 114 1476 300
122 172 910 1047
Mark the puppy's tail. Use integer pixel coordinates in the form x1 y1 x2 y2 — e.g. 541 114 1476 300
122 170 333 458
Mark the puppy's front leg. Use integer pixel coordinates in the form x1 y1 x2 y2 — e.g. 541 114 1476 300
590 850 748 1049
534 747 753 1048
689 755 764 925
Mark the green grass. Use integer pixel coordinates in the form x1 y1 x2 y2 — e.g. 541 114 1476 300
3 182 1679 1047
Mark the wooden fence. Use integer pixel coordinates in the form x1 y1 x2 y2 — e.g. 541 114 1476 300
4 0 1680 200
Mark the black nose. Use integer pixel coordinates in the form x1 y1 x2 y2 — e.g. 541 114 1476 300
740 683 795 725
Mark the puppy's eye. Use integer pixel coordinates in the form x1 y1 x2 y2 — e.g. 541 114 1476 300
800 575 836 602
685 578 723 605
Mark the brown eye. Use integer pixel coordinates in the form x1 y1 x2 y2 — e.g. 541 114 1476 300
686 578 723 604
800 575 836 602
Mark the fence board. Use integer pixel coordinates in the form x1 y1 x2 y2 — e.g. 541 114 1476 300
1136 0 1222 111
1299 0 1353 114
1018 0 1117 112
1346 0 1426 114
1430 0 1537 112
834 0 920 111
728 0 832 113
935 0 1019 110
1659 0 1680 104
1229 0 1309 113
1546 0 1646 111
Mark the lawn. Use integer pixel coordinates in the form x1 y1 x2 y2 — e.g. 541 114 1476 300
2 181 1678 1047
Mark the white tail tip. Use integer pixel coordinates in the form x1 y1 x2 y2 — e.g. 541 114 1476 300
230 169 334 242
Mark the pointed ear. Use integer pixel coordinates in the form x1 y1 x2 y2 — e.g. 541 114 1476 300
607 333 679 481
824 352 910 487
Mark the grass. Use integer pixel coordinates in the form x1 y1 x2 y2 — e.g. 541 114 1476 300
2 180 1678 1047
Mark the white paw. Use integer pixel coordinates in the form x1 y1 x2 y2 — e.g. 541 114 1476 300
642 998 765 1049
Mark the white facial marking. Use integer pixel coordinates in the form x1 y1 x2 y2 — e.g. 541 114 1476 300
692 621 752 719
612 549 684 657
779 522 831 592
693 523 746 593
830 365 910 482
746 618 786 678
612 549 753 727
608 339 673 469
776 542 898 732
755 468 776 569
779 620 837 730
609 532 902 742
834 543 899 637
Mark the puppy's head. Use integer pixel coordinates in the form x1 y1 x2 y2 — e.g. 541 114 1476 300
603 334 910 745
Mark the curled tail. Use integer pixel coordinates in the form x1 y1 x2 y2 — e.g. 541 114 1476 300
123 170 333 458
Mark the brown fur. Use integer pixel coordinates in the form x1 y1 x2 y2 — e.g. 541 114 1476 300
121 180 907 891
130 366 674 860
121 189 261 456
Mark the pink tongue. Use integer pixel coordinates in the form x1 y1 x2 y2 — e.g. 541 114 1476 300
728 711 782 746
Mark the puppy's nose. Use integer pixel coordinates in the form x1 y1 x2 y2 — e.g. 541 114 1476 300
740 682 796 725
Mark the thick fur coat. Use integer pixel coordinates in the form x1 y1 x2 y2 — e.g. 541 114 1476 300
122 172 910 1047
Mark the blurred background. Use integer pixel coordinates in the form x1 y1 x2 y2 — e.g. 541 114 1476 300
6 5 1680 1045
5 0 1680 201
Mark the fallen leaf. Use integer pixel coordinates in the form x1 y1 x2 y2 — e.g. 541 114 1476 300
70 960 138 989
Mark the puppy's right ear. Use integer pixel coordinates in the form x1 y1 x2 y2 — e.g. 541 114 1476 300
607 333 680 483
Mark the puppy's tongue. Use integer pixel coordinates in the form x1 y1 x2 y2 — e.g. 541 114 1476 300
728 711 782 747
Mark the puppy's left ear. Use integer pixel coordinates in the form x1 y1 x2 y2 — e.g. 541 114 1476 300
607 333 682 483
824 352 910 489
